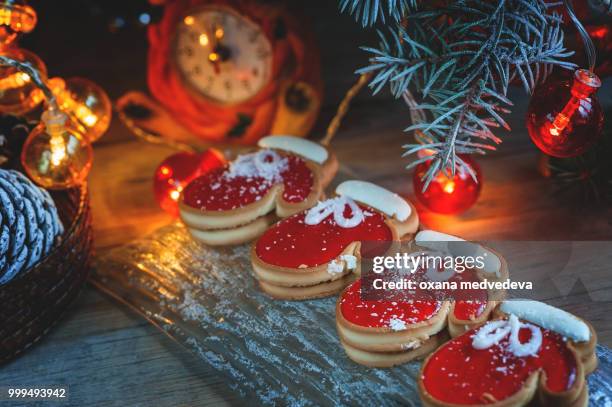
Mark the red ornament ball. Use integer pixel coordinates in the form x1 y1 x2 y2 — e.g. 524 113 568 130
153 149 226 216
527 69 604 158
413 155 482 215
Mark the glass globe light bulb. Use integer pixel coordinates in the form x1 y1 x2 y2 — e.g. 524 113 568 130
21 108 93 189
0 0 37 48
527 69 604 158
0 46 46 114
49 77 112 143
413 155 482 215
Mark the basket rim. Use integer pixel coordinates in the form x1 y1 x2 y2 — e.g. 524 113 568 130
1 184 90 286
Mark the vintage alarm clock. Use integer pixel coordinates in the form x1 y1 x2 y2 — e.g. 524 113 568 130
126 0 322 145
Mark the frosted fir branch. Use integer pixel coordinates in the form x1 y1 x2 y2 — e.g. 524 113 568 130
339 0 418 27
343 0 576 188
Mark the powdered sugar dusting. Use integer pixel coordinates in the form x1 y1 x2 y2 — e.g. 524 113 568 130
389 318 407 331
327 260 344 275
327 254 358 275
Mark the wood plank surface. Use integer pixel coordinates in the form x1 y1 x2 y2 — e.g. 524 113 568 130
1 1 611 406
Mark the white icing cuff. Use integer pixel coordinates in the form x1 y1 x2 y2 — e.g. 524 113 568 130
415 230 463 253
335 180 411 221
415 230 502 277
305 197 365 228
472 319 511 349
225 149 288 182
507 315 542 357
258 135 328 164
472 316 543 357
500 300 590 342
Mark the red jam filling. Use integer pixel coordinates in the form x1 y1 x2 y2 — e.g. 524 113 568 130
255 204 392 268
449 271 488 321
453 300 487 321
340 280 441 328
422 324 577 404
182 154 313 211
410 264 489 321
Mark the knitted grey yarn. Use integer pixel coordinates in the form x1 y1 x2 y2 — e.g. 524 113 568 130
0 169 64 285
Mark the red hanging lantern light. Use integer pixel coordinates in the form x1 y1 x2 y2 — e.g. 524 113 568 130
153 149 226 216
413 155 482 215
526 69 604 158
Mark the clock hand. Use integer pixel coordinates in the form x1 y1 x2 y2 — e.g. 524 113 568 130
207 21 231 73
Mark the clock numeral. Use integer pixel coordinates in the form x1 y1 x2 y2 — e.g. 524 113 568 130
224 80 233 91
241 79 251 90
192 65 202 76
180 47 194 57
252 67 259 77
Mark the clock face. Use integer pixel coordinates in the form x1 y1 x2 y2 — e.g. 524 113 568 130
173 6 273 105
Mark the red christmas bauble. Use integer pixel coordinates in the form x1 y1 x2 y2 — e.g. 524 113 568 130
527 69 604 158
154 149 226 216
413 155 482 215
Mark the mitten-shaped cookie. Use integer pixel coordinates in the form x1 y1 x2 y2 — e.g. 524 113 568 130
419 300 597 407
336 229 508 367
251 180 419 300
180 136 337 246
414 230 508 337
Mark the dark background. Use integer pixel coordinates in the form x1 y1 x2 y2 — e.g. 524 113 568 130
23 0 610 156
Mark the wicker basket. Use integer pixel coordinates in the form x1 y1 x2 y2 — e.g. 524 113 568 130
0 185 93 363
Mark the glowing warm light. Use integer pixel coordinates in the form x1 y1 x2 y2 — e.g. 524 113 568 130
184 15 194 26
208 52 219 62
590 27 608 39
199 33 209 46
0 9 11 25
169 188 181 201
544 70 600 140
48 77 111 142
0 3 36 36
21 108 93 189
549 113 569 136
0 71 30 89
442 179 455 194
160 165 171 176
154 150 227 216
413 155 482 215
527 69 603 158
214 27 224 39
82 113 98 127
49 131 66 166
0 48 47 115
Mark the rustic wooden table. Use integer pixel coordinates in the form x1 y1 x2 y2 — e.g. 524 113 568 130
1 2 611 405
